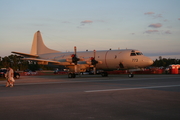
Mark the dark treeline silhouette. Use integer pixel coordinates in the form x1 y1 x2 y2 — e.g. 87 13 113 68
0 55 180 71
0 55 52 71
152 56 180 67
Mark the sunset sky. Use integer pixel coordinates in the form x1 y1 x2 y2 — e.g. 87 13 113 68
0 0 180 60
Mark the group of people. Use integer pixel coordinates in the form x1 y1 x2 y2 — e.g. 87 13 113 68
5 66 15 87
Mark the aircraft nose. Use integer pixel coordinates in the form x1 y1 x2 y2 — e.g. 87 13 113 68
146 57 153 66
143 57 153 66
148 59 154 66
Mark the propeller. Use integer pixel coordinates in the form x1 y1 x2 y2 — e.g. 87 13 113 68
90 50 98 74
71 46 80 73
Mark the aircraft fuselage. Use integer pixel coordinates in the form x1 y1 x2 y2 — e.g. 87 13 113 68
38 49 153 72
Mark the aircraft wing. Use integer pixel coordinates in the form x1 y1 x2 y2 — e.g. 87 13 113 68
22 58 72 65
12 51 38 58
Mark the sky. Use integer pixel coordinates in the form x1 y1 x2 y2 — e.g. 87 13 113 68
0 0 180 60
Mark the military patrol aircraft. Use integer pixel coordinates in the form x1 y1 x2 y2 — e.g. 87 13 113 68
12 31 153 78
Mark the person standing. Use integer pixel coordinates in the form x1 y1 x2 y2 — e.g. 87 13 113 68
5 66 15 87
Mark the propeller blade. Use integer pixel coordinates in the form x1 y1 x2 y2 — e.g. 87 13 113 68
74 46 77 55
72 46 79 73
71 46 80 65
92 50 98 74
94 50 96 59
93 67 96 75
74 64 78 73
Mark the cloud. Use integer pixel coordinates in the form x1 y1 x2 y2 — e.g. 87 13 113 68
144 12 163 19
62 21 70 23
153 14 163 18
178 18 180 20
144 30 172 34
144 30 159 34
81 20 93 24
80 20 93 26
164 30 172 34
148 23 162 28
144 12 155 15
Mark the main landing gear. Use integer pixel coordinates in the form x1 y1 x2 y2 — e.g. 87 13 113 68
68 71 109 78
68 73 76 78
101 72 108 77
68 71 134 78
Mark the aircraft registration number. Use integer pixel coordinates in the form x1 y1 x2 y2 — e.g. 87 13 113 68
132 59 138 62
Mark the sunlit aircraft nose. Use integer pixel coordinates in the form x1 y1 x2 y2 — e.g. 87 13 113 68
148 59 154 66
146 57 153 66
143 57 153 66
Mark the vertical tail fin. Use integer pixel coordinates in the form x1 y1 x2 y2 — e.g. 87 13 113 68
30 31 59 55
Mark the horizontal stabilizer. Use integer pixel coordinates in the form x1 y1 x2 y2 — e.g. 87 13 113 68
12 51 38 58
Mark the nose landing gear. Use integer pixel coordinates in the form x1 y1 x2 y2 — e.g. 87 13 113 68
128 73 134 78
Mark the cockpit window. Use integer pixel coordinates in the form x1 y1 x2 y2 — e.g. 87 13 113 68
130 50 143 56
130 53 136 56
136 52 143 55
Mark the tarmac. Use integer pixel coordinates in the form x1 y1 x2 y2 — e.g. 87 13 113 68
0 74 180 120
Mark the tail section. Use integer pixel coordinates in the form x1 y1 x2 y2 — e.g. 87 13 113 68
30 31 59 55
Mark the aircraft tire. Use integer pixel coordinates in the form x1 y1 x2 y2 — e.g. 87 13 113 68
68 73 76 78
128 74 134 78
68 73 72 78
72 73 76 78
101 72 108 77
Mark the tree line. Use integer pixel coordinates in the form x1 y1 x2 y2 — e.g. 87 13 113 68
153 56 180 67
0 55 180 71
0 55 51 71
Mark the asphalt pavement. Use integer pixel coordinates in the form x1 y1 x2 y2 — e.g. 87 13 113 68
0 74 180 120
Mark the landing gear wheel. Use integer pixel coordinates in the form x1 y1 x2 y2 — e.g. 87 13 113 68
101 72 108 77
68 73 72 78
72 73 76 78
128 74 134 78
68 73 76 78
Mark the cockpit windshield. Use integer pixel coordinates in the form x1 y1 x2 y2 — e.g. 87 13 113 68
130 50 143 56
136 52 143 55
